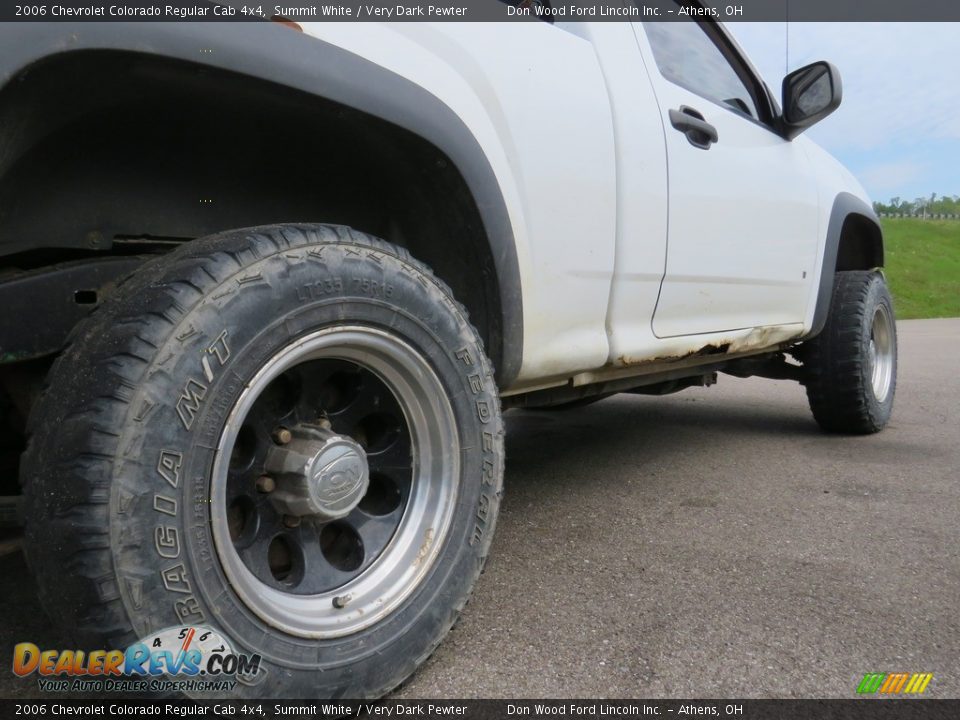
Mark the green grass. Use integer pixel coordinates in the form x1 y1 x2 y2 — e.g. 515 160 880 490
880 218 960 319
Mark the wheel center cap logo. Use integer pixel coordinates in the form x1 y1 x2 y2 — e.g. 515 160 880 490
312 446 367 510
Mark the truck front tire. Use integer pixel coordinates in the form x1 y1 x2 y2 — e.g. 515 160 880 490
801 270 897 434
21 224 504 698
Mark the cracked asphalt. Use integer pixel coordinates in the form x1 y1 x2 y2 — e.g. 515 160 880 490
1 318 957 699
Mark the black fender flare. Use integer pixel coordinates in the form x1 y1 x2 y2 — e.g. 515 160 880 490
0 22 523 385
806 192 884 340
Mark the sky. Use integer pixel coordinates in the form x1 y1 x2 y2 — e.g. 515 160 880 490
726 23 960 204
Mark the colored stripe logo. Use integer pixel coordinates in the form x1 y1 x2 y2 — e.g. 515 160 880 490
857 672 933 694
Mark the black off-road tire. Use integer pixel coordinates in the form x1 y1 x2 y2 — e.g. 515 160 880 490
801 270 897 434
21 224 504 698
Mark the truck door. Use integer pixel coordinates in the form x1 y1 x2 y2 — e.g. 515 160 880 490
635 15 821 338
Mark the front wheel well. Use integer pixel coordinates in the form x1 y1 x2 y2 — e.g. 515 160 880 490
836 212 884 271
803 193 886 343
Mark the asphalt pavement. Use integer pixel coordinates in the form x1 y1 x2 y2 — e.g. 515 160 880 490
1 318 957 699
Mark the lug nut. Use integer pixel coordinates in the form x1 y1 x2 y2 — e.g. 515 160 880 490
272 427 293 445
283 515 301 528
255 475 275 493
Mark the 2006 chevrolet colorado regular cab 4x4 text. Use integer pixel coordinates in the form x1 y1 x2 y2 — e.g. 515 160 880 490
0 10 895 698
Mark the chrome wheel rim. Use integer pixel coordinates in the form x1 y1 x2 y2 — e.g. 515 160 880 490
868 304 895 403
211 326 458 638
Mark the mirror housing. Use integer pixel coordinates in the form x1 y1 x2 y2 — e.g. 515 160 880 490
781 61 842 140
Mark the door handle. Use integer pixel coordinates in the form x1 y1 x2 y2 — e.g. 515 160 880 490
669 106 718 149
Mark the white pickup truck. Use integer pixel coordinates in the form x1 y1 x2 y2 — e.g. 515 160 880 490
0 12 894 699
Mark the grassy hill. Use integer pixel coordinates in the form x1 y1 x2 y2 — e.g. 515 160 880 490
880 218 960 319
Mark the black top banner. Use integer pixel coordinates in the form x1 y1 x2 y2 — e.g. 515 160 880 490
3 0 960 22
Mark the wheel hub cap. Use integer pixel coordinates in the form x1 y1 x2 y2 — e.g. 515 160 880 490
210 326 459 638
869 304 895 403
265 424 369 520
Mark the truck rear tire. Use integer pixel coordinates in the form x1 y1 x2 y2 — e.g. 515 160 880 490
801 270 897 434
21 224 504 698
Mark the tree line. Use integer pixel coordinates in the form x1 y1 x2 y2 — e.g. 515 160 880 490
873 193 960 216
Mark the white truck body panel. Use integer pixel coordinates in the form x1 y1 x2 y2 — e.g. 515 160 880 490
632 24 821 339
298 21 872 390
801 138 877 330
565 22 671 369
300 21 618 383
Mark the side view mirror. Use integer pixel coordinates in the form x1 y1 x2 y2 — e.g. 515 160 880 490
781 61 842 140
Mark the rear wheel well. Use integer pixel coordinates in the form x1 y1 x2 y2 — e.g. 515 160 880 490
0 50 504 374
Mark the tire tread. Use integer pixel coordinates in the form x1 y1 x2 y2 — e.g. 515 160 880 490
801 270 896 434
22 224 502 697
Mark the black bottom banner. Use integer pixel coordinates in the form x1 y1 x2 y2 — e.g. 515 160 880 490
2 699 958 720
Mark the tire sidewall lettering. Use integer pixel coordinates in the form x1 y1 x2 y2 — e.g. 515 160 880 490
109 242 503 689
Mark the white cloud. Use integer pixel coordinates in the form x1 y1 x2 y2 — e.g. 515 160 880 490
858 160 926 197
